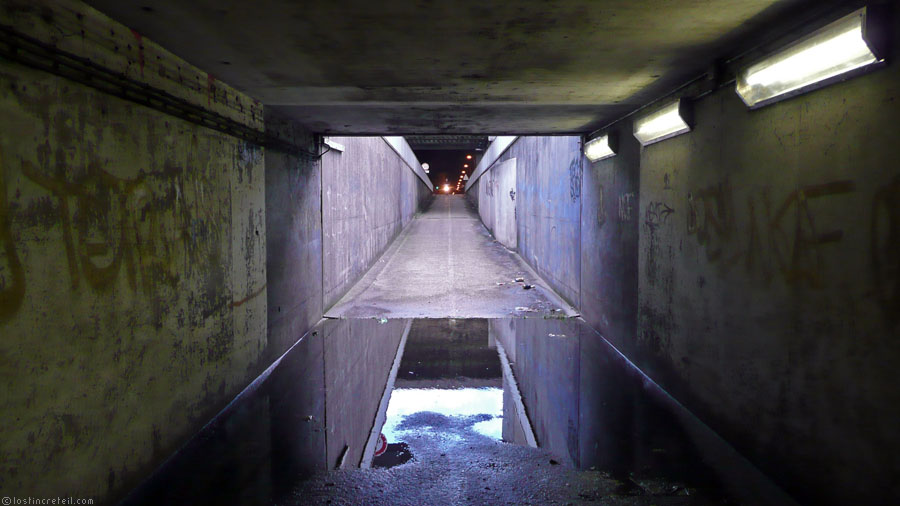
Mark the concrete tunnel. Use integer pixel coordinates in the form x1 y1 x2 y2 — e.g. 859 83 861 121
0 0 898 505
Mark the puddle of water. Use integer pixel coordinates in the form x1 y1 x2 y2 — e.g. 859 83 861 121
122 317 797 506
375 319 505 467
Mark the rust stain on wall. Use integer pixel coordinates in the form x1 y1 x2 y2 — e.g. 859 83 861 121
130 29 145 76
230 283 267 308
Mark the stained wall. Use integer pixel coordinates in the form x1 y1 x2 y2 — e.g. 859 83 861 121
636 38 900 505
0 3 267 501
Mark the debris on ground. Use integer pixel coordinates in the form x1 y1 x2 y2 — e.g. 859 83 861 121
522 284 534 290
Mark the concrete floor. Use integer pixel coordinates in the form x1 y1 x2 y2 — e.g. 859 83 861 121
325 195 577 318
282 415 726 506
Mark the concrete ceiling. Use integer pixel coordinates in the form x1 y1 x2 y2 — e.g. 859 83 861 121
86 0 837 134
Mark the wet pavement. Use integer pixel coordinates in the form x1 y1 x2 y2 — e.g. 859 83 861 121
288 425 726 506
121 318 797 506
325 196 577 318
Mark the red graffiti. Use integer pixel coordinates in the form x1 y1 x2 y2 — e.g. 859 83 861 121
207 74 216 107
130 30 145 76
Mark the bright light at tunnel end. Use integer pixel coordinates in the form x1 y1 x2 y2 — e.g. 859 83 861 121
633 99 692 146
736 7 884 109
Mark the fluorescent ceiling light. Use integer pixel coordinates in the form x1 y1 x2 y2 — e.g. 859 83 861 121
736 8 883 108
584 134 616 162
323 138 345 152
633 99 691 146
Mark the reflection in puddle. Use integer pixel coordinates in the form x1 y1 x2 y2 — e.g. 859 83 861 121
123 317 798 506
376 319 505 467
382 388 503 444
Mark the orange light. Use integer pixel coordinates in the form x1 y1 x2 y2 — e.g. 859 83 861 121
466 154 473 160
462 170 466 174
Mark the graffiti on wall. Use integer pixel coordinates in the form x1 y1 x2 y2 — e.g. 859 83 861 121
683 179 855 289
645 201 675 231
19 159 213 294
568 155 582 202
618 192 636 222
686 181 735 264
0 140 256 321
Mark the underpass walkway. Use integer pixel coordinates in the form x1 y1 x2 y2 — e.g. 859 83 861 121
325 195 577 318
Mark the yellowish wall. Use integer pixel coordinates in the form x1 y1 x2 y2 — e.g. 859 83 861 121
0 1 266 502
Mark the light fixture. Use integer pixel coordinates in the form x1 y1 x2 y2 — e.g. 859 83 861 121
583 133 617 162
736 7 885 108
633 99 692 146
463 164 469 168
323 138 345 152
466 154 473 160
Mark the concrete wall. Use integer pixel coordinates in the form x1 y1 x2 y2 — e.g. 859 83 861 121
0 1 268 502
321 137 431 310
473 49 899 503
0 2 431 504
471 136 583 307
264 115 323 355
471 132 638 348
635 30 900 506
121 318 408 505
476 158 517 249
505 319 581 467
323 318 406 469
581 132 641 356
501 136 582 307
